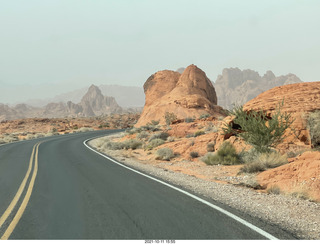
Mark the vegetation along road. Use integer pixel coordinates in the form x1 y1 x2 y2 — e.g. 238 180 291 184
0 130 296 239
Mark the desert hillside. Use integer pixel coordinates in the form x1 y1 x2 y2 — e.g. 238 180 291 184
93 64 320 203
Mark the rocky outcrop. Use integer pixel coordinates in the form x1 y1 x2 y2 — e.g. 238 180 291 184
135 64 225 127
257 151 320 202
214 68 302 109
243 81 320 151
80 85 122 116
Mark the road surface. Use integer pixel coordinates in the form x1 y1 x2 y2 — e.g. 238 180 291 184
0 130 296 239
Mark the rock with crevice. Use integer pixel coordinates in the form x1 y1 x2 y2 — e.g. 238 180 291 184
136 64 225 127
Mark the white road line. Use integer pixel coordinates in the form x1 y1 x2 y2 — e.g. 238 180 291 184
83 136 279 240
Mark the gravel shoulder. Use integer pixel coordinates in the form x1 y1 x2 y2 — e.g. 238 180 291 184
88 133 320 240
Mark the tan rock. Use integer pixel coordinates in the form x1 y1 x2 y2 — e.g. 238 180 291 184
241 81 320 151
257 151 320 201
136 64 225 127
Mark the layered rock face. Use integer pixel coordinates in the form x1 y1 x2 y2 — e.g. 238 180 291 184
243 81 320 150
135 64 225 127
214 68 302 109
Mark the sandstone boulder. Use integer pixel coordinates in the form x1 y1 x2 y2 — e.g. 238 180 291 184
135 65 225 127
243 81 320 151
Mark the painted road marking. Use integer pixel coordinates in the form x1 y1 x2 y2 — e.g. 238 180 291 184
0 142 41 240
84 137 279 240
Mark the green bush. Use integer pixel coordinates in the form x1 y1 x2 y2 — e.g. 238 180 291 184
199 113 210 119
164 112 177 125
223 103 294 153
185 117 195 123
239 151 288 173
190 151 199 158
103 141 125 150
267 185 281 195
123 139 143 150
148 132 169 141
148 120 160 126
137 131 150 140
307 110 320 148
140 124 160 132
207 142 215 152
201 142 240 165
145 138 165 150
156 148 174 161
126 127 141 135
194 130 205 137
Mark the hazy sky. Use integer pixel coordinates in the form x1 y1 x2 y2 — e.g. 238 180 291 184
1 0 319 104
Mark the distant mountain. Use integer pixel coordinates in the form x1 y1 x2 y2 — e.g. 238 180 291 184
213 68 302 109
0 85 131 121
24 84 145 108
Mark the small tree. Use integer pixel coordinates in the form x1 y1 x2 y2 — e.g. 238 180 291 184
164 112 177 125
223 103 294 153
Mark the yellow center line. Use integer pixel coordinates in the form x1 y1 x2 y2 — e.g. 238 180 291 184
0 142 39 229
1 142 41 240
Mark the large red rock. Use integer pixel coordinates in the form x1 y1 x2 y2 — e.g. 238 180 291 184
135 64 225 127
243 81 320 151
257 151 320 202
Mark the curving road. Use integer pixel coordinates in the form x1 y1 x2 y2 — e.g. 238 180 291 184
0 130 296 240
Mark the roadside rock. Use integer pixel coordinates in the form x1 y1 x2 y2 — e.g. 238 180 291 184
136 64 225 127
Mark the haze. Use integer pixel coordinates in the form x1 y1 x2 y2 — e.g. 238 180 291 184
1 0 319 104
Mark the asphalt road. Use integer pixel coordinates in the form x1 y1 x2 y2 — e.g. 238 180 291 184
0 130 296 240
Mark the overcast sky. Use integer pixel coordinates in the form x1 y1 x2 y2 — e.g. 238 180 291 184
1 0 319 104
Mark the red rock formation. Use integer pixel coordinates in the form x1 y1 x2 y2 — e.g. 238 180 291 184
135 65 225 127
257 151 320 202
243 81 320 151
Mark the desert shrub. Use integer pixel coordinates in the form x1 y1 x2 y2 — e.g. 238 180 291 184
76 127 94 133
123 139 143 150
140 124 160 132
145 138 165 150
290 191 310 201
239 161 266 173
239 151 288 173
0 135 19 144
164 112 177 125
194 130 205 137
240 174 261 189
126 127 139 134
185 117 195 123
156 148 174 161
190 151 199 158
148 132 169 141
201 142 240 165
205 123 219 133
151 120 160 125
223 103 294 153
267 185 281 195
199 113 210 119
103 141 125 150
186 134 194 138
207 142 216 152
99 122 109 128
167 136 175 142
137 131 150 140
307 110 320 148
